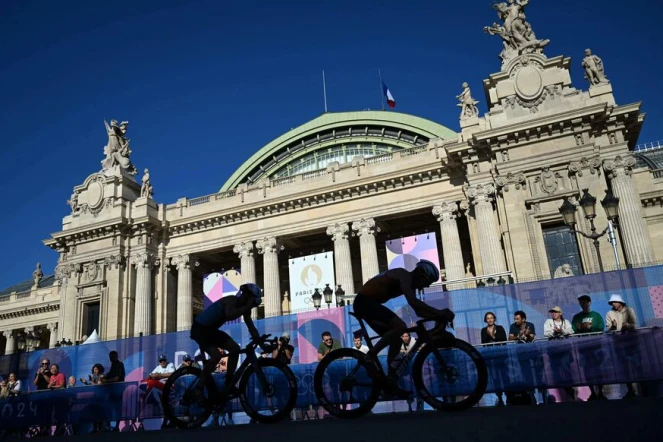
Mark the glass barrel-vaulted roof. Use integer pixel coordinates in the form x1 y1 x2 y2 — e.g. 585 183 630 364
220 111 457 191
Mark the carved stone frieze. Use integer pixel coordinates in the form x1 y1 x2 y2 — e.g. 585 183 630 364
534 167 562 194
83 262 100 282
568 156 601 177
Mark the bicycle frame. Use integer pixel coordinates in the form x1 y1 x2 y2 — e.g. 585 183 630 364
198 334 275 399
351 313 449 376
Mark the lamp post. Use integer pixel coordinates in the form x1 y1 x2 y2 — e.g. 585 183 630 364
311 288 322 311
54 338 74 348
323 284 333 309
17 331 41 352
335 285 346 307
559 189 621 272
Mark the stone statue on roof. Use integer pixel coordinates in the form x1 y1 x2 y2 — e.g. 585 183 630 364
140 168 154 198
32 262 43 289
484 0 550 67
582 48 609 86
456 82 479 119
101 119 137 175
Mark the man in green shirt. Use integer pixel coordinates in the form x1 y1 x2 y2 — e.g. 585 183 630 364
317 331 342 361
572 295 605 333
571 294 606 400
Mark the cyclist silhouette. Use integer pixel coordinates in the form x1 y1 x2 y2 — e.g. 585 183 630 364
353 260 455 398
190 283 269 399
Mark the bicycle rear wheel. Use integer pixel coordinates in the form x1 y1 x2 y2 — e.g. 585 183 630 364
313 348 380 419
161 366 214 429
412 338 487 411
238 358 298 424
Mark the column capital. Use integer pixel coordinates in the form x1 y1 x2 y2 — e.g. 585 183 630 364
432 202 460 222
463 183 495 205
233 241 255 259
256 237 283 255
172 254 195 271
103 254 126 270
47 323 57 332
24 326 34 334
568 155 601 177
2 330 13 339
494 171 526 192
603 155 637 179
326 223 349 241
351 218 377 237
131 252 157 269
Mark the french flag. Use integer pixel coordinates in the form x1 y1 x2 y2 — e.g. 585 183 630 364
382 81 396 108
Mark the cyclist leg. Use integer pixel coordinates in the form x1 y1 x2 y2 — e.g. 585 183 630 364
215 331 240 391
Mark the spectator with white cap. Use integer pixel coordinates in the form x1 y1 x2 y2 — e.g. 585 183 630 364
606 294 637 332
543 306 574 339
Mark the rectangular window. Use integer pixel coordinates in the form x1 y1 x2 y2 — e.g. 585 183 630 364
83 302 100 337
542 223 584 278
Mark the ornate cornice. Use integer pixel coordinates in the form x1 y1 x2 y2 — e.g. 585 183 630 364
0 304 59 321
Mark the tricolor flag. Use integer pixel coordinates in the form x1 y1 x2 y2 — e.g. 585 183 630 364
382 81 396 108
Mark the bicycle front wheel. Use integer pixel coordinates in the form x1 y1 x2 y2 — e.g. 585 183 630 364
313 348 380 419
238 358 298 424
161 366 214 429
412 338 487 411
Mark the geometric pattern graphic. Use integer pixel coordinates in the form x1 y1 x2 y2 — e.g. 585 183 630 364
649 285 663 318
385 232 442 282
202 269 242 309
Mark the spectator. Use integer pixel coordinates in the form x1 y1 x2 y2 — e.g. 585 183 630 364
606 294 637 332
0 379 7 398
481 312 507 406
571 295 606 401
572 295 604 334
81 363 105 385
67 376 77 388
33 358 51 391
509 311 536 343
6 372 21 396
399 333 423 412
317 331 341 361
104 351 125 383
543 306 574 339
148 354 175 384
273 332 294 365
178 354 200 369
48 364 66 390
352 331 369 354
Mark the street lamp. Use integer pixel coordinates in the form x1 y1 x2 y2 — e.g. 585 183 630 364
335 285 346 307
311 288 322 310
558 189 621 271
17 331 41 352
323 284 333 309
54 338 73 348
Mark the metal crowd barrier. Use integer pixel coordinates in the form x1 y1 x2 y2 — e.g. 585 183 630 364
2 327 662 430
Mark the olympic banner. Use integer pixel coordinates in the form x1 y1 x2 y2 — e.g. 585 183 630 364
288 252 336 312
385 232 442 282
202 269 242 308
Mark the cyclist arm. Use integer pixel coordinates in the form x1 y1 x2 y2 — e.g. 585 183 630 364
242 309 261 342
401 282 445 321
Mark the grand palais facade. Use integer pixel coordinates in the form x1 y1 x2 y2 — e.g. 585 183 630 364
1 5 662 354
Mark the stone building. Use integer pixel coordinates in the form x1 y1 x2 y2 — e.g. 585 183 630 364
2 5 663 353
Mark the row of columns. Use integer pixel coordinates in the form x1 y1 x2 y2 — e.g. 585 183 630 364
2 323 59 355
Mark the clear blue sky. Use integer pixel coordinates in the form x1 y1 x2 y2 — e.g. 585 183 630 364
1 0 662 290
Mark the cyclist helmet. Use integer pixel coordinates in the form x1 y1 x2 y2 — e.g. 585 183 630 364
415 259 440 284
239 283 263 307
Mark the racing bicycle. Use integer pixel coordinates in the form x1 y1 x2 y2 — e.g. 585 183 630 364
161 334 297 428
313 311 487 418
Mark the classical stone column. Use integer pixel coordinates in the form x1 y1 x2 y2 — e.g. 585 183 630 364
234 241 257 319
352 218 379 283
464 183 508 276
256 237 283 317
432 202 466 290
173 255 193 331
47 323 58 348
131 253 156 337
327 223 355 294
3 331 15 355
604 155 655 266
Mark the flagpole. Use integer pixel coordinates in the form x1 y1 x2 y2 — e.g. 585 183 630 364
378 69 385 111
322 70 328 113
